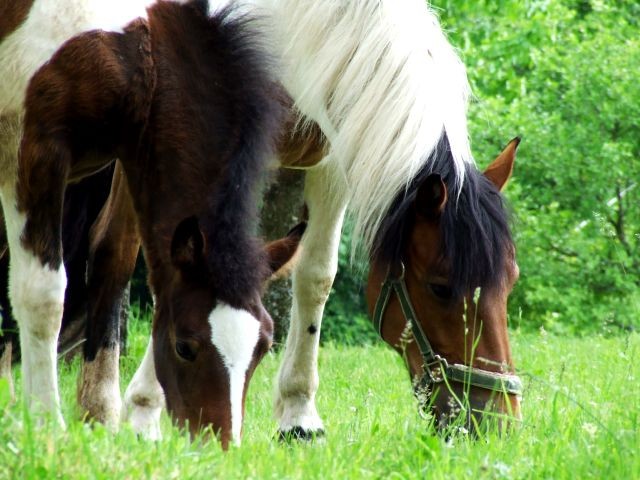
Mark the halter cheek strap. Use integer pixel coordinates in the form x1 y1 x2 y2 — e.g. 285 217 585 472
372 262 523 396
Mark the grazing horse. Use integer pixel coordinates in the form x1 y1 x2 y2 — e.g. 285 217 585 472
367 138 522 431
255 0 522 438
122 0 523 441
0 0 303 448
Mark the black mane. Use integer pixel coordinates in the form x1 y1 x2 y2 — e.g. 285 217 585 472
152 2 283 306
200 6 284 306
372 136 513 296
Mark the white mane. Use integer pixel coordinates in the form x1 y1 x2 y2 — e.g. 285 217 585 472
253 0 473 253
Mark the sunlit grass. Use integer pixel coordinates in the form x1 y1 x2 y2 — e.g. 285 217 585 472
1 319 638 479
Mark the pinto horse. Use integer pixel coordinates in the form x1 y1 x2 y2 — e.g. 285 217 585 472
252 0 522 438
0 0 303 448
122 0 523 441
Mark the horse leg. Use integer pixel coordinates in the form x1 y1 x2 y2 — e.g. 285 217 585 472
58 165 115 359
122 335 165 440
77 162 139 428
0 149 69 426
274 166 346 439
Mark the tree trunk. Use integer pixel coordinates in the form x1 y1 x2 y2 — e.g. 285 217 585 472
260 168 305 347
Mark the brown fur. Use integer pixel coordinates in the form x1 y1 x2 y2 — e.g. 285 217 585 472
278 119 327 168
77 162 140 425
18 18 154 268
0 0 35 42
484 137 520 191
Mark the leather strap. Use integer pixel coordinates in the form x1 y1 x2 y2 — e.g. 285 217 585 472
372 262 523 396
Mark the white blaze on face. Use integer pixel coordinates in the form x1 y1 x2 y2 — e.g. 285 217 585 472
208 302 260 446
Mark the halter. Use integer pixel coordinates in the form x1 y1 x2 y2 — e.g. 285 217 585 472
372 262 523 396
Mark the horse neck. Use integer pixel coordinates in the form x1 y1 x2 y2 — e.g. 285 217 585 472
123 155 224 294
121 1 277 299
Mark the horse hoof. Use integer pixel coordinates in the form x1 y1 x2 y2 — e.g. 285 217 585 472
277 426 325 443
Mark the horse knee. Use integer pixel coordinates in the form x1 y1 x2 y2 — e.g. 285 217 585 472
293 266 337 307
10 257 66 337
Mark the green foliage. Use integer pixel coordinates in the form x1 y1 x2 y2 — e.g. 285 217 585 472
1 320 639 477
434 0 640 334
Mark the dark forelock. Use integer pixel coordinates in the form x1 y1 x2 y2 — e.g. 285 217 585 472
372 136 513 297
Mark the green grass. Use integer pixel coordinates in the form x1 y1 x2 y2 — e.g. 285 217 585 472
1 319 638 479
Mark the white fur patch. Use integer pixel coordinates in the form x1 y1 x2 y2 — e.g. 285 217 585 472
0 187 67 425
208 302 260 446
205 0 234 16
122 337 165 440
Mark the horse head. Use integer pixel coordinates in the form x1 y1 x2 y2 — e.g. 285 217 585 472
152 219 306 448
367 138 521 433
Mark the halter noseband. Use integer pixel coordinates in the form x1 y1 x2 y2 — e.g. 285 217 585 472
372 262 523 397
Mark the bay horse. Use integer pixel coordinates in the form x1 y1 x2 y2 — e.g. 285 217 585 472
366 138 522 431
0 0 303 448
122 0 523 440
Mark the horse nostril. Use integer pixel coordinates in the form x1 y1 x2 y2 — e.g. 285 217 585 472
175 339 197 361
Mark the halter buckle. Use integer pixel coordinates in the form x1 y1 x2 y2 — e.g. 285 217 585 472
423 354 448 384
386 260 406 282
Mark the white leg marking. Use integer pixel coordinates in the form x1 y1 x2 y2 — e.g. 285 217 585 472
0 186 66 426
275 166 346 433
122 336 165 440
208 303 260 446
78 346 122 429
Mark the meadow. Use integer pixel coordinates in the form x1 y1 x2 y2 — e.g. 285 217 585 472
1 316 638 479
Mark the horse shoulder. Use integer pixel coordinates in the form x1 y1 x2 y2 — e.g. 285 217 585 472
21 21 155 170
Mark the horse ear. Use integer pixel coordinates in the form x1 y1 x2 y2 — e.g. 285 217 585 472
263 221 307 280
171 216 206 273
415 174 448 219
484 137 520 191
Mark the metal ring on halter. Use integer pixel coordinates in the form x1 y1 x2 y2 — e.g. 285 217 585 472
387 260 405 281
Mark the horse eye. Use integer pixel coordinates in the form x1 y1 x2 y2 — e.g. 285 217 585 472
175 339 197 362
429 283 454 301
